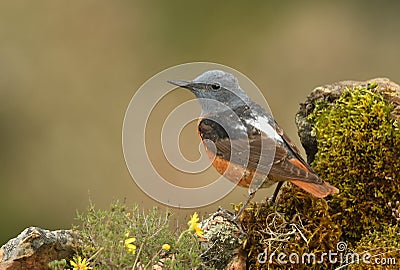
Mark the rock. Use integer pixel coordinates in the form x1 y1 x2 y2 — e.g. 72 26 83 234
199 208 245 270
295 78 400 163
0 227 80 270
225 247 247 270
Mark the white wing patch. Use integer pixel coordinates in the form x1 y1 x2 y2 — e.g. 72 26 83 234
228 113 248 132
245 115 283 143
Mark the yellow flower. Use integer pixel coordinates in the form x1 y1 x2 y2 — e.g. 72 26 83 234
124 237 137 254
124 231 130 238
187 212 204 237
70 256 92 270
162 244 171 251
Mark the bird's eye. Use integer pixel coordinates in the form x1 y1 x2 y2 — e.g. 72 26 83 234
210 83 221 90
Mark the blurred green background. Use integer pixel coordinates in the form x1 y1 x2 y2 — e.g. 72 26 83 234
1 1 399 245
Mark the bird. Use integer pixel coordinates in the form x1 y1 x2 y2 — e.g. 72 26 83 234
168 70 338 219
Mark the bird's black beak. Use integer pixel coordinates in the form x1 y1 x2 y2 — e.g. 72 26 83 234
167 80 192 88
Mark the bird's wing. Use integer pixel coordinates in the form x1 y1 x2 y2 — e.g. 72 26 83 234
272 119 315 172
198 117 322 184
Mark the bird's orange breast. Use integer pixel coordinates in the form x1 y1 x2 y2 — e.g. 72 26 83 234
202 141 271 189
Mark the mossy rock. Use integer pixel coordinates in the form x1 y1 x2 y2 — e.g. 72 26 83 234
239 184 341 269
295 78 400 243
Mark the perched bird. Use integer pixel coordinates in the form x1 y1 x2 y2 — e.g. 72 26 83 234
168 70 338 218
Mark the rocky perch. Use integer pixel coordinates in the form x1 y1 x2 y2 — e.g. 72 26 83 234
0 227 79 270
296 78 400 163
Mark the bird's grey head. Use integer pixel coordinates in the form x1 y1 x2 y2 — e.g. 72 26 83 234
168 70 250 114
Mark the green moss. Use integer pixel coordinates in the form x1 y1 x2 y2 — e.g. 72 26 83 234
351 225 400 269
308 84 400 243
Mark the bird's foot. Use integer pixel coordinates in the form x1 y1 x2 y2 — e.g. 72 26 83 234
266 196 278 206
267 181 284 205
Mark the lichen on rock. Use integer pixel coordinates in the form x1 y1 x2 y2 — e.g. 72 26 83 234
200 208 245 269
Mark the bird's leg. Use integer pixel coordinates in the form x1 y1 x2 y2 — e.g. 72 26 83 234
233 190 257 221
268 181 283 204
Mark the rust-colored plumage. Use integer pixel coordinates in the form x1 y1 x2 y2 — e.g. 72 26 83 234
168 70 338 217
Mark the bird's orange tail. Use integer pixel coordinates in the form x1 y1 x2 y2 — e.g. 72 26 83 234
290 179 339 198
287 157 339 198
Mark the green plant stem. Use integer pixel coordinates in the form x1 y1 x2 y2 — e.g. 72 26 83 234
143 248 162 269
88 247 103 263
169 229 200 269
132 241 145 270
176 229 190 244
169 229 190 269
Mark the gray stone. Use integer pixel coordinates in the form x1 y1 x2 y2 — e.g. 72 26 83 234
0 227 80 270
